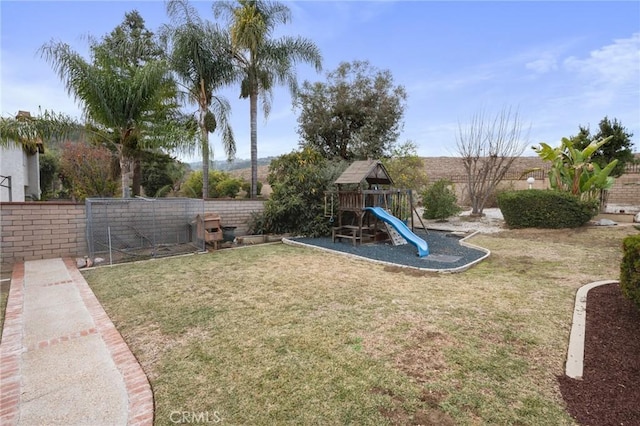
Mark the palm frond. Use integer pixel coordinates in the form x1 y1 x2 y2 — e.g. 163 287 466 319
164 0 237 167
0 110 84 150
210 96 236 160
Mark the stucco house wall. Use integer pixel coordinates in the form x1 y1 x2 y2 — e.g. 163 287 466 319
0 143 42 202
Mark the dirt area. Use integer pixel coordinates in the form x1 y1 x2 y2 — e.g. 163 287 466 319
419 208 507 234
420 208 638 235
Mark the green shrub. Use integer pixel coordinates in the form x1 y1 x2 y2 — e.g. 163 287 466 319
242 180 262 197
497 190 598 228
141 151 185 198
620 235 640 310
421 179 461 221
39 150 59 199
181 170 231 198
261 149 348 237
247 210 266 235
215 178 243 198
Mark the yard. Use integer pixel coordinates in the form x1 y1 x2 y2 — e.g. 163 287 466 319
75 226 633 424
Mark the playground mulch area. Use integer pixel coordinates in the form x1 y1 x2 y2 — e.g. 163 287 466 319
290 230 487 271
558 282 640 426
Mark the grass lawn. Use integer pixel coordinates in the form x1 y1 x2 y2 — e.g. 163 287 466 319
82 226 635 425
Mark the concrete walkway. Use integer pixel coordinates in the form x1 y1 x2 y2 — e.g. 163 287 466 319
0 258 153 425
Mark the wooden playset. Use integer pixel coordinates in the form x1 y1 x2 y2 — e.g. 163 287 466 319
326 160 427 250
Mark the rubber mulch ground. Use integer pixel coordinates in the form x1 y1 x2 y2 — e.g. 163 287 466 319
558 283 640 426
291 230 486 270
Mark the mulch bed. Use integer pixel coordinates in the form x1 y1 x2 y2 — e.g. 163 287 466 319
558 283 640 426
291 230 486 270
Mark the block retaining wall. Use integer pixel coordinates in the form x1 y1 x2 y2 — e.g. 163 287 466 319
606 174 640 208
451 175 639 213
422 156 639 211
1 202 86 269
1 199 265 268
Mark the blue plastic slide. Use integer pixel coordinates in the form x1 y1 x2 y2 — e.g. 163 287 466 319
365 207 429 257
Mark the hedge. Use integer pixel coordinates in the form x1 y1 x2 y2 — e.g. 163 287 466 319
497 190 598 229
620 234 640 310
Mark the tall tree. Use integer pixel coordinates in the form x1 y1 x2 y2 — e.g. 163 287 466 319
381 141 429 191
296 60 407 161
40 26 174 197
140 150 187 197
213 0 322 198
571 117 635 178
456 107 530 216
95 10 163 69
569 117 634 211
92 10 168 196
164 0 236 199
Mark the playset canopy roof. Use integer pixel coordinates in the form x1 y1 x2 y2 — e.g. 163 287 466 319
334 160 394 186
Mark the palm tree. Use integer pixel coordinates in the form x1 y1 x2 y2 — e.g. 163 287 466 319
94 10 190 196
0 110 80 151
164 0 236 199
213 0 322 198
40 39 171 197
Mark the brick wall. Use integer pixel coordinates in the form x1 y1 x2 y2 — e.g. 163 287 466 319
85 199 206 256
1 199 265 268
420 156 639 212
204 199 265 235
607 174 640 210
0 202 86 268
421 156 549 183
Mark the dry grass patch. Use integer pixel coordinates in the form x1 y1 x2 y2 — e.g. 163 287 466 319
83 226 636 425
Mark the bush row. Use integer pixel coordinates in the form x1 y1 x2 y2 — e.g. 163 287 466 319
182 170 262 199
497 190 598 229
620 235 640 310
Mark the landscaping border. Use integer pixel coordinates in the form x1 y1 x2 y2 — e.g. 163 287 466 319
565 279 618 379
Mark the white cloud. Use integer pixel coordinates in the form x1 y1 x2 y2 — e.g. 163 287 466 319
519 39 583 76
410 39 579 95
563 32 640 85
559 32 640 113
525 57 558 74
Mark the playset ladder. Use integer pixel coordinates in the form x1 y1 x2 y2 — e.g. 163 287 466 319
385 223 407 246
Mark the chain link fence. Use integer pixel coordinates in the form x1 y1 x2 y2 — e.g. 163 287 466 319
85 197 206 265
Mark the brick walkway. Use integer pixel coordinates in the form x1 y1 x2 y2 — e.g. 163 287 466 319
0 258 153 425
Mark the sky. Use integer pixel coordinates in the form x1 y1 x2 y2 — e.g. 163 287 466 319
1 1 639 164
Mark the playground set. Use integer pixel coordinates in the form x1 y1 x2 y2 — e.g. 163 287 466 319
325 160 429 257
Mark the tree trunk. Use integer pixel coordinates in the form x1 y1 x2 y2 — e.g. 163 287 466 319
250 91 258 199
199 80 211 200
200 110 210 200
132 157 141 196
599 189 609 213
119 154 131 198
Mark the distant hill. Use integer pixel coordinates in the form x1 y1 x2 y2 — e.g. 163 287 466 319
188 157 275 172
227 165 271 183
